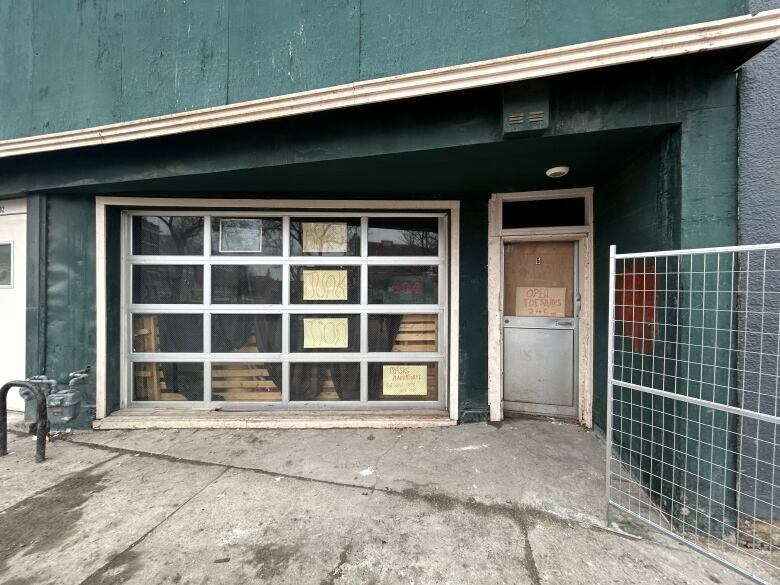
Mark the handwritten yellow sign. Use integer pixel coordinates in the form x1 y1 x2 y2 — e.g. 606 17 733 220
303 318 349 349
516 287 567 317
302 269 348 301
382 364 428 396
303 222 348 253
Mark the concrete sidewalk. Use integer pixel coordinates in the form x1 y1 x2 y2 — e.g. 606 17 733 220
0 414 755 585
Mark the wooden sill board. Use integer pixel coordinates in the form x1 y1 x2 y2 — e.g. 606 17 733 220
93 409 455 430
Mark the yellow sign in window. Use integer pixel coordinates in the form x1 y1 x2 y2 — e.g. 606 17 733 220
302 222 348 253
302 269 348 301
303 318 349 349
382 364 428 396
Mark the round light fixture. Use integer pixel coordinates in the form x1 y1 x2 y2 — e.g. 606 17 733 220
545 165 570 179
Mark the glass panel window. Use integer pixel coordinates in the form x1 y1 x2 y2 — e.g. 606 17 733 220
211 314 282 353
289 218 360 256
212 265 283 304
132 265 204 304
211 217 283 256
289 314 360 352
289 363 360 401
368 266 438 304
368 362 438 401
132 216 204 255
132 314 203 353
368 218 439 256
0 243 11 286
368 314 438 352
133 362 204 401
211 362 282 401
290 265 360 304
125 213 446 408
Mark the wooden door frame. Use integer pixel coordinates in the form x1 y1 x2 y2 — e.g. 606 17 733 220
487 188 594 426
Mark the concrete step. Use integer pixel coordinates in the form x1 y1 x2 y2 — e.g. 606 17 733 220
93 408 455 430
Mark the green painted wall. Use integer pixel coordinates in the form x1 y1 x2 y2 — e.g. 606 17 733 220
8 53 741 430
0 55 744 198
593 125 739 534
25 195 98 427
457 195 490 421
0 0 745 141
593 131 682 429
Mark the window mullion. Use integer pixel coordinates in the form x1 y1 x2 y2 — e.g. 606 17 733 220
203 216 211 404
282 216 290 257
282 220 290 406
361 216 368 257
203 216 212 256
360 361 368 403
360 216 369 402
282 360 290 405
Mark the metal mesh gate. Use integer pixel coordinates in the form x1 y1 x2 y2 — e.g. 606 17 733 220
607 243 780 584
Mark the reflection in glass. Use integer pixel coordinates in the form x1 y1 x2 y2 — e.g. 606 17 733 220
289 314 360 352
0 244 11 286
212 265 283 304
368 314 438 352
211 218 283 256
368 266 438 304
289 218 361 256
290 266 360 304
133 362 204 401
289 363 360 401
132 216 204 255
368 218 439 256
132 314 203 352
211 362 282 401
502 198 585 230
368 362 438 401
211 314 282 353
132 265 204 304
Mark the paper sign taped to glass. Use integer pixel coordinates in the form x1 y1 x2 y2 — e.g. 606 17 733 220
219 218 263 252
382 364 428 396
303 318 349 348
302 269 348 301
302 222 348 253
516 287 566 317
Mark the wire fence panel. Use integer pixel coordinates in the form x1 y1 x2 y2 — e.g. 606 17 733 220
607 243 780 585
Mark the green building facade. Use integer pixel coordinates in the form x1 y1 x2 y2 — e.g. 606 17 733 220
1 2 778 533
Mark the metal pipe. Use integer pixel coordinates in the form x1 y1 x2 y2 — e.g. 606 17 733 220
0 381 48 463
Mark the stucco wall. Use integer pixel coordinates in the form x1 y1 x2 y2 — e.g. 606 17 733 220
0 0 745 141
740 1 780 244
737 0 780 521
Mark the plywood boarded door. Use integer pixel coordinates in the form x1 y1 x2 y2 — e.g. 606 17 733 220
503 241 578 417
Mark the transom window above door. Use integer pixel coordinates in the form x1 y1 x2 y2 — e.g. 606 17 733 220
125 212 448 409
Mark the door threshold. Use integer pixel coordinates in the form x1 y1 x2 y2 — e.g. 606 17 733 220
503 410 580 424
93 408 456 430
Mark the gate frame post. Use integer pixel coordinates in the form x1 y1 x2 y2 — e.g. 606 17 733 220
605 245 617 512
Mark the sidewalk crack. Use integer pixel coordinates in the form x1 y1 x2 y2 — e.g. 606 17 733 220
519 514 542 585
369 429 404 492
77 467 229 585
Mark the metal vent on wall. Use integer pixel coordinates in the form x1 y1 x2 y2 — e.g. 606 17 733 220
502 80 549 137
